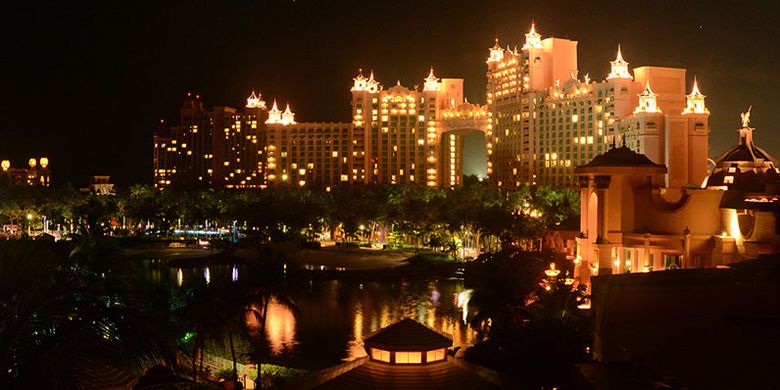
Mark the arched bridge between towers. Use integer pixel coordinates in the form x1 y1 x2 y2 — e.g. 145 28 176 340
436 102 490 186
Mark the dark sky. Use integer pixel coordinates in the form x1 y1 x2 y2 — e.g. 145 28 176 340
2 0 779 186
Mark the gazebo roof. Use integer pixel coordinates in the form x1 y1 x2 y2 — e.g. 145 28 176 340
364 318 452 351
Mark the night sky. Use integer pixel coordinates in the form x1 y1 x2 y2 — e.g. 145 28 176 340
2 1 779 186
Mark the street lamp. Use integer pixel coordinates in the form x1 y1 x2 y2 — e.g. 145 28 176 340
26 213 33 236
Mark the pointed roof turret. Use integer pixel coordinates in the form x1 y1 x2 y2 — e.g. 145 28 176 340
634 81 661 113
246 89 266 109
487 37 504 64
281 103 296 125
683 78 709 114
265 99 283 124
352 68 369 92
423 67 440 92
522 21 543 50
607 44 633 80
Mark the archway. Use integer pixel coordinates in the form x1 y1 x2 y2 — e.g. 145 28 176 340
439 128 487 187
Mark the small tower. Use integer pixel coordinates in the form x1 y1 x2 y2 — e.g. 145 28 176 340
423 67 440 92
366 71 380 93
245 90 266 109
352 69 369 92
635 81 661 113
682 78 709 114
265 100 283 124
607 45 633 80
281 103 296 125
486 38 504 66
522 21 543 50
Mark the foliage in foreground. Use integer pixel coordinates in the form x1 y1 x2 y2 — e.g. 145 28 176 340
463 248 592 388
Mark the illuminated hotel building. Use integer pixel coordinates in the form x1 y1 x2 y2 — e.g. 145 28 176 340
154 69 487 189
350 69 488 187
574 110 780 283
0 157 51 187
486 23 709 188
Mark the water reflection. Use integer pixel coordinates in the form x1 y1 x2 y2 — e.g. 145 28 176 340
146 261 475 369
265 298 297 354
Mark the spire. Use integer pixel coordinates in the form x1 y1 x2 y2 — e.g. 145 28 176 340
246 89 266 109
616 44 625 63
487 37 505 64
634 81 661 113
265 99 283 124
522 21 543 50
281 103 296 125
351 68 369 91
607 44 633 80
423 66 440 92
683 77 709 114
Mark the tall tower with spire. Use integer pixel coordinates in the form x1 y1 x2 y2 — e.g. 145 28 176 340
523 22 547 91
682 79 710 187
607 45 633 80
423 67 441 92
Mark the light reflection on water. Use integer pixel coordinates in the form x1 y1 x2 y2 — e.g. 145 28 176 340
147 261 475 370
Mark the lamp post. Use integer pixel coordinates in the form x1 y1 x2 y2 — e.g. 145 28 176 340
26 213 33 236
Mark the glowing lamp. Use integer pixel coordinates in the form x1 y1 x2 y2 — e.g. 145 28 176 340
1 160 9 171
544 262 561 278
39 157 49 168
28 158 37 168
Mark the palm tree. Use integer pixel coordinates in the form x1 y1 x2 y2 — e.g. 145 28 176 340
242 250 298 388
0 238 181 387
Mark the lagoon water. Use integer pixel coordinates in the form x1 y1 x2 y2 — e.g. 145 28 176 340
143 260 475 370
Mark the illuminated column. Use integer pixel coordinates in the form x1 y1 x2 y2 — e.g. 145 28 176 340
633 81 666 172
606 45 635 118
351 69 379 184
682 78 710 187
523 22 547 90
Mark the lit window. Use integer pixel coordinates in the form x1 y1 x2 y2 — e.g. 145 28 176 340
426 349 446 363
395 351 422 364
724 175 734 184
371 348 390 363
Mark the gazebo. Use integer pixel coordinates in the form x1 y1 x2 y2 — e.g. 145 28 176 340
363 318 452 365
283 318 501 389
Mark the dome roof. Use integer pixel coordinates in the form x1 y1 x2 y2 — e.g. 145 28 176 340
580 145 665 168
712 143 773 165
705 110 778 192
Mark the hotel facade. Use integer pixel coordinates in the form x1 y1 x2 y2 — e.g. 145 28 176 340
154 22 709 190
153 70 487 189
485 23 709 188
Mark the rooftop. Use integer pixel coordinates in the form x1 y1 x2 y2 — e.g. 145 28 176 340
578 145 665 169
363 318 453 351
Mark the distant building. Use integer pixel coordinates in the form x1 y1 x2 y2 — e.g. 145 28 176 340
153 69 487 189
80 176 116 195
573 110 780 283
485 23 709 188
0 157 51 187
154 22 713 190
